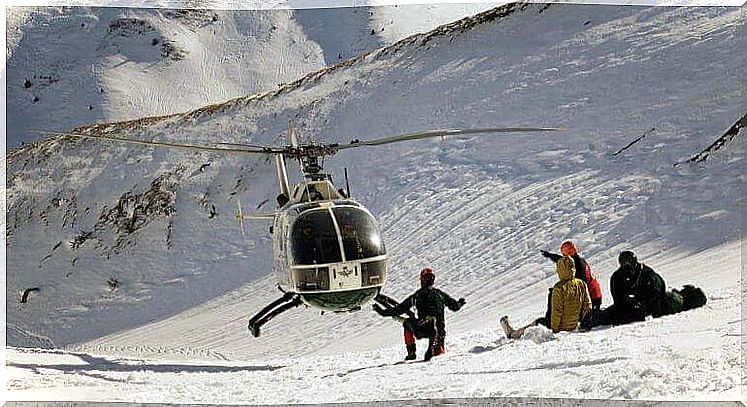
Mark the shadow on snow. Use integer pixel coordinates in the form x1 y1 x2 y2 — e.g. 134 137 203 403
9 353 284 375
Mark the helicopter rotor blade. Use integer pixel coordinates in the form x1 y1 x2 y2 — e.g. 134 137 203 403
333 127 566 151
217 142 278 150
42 131 284 155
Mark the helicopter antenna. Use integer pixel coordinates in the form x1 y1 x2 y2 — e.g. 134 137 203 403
289 122 299 148
344 167 351 197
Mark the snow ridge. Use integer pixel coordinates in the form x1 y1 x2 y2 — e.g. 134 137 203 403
6 2 533 153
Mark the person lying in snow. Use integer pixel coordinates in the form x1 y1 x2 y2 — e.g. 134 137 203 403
540 240 603 310
501 256 592 339
591 251 707 327
373 268 465 361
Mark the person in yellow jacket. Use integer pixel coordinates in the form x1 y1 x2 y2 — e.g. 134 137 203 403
550 256 592 333
501 256 592 338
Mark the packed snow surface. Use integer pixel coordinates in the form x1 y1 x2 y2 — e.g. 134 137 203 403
5 2 745 404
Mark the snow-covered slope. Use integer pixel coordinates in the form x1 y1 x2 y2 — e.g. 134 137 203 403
5 7 334 148
5 2 744 403
7 241 742 403
6 3 501 149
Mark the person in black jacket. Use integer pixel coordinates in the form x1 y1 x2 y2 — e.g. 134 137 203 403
600 251 666 325
373 268 465 361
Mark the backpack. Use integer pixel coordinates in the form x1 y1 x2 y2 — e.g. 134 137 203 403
653 290 684 317
677 284 707 311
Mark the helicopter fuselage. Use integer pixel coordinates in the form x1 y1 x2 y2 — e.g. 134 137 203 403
272 181 388 312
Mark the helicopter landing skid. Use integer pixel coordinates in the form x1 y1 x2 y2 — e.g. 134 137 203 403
248 292 303 337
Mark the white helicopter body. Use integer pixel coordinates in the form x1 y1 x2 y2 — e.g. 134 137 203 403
269 180 387 312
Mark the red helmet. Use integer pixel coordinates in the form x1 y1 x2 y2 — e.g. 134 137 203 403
420 268 435 286
560 240 578 257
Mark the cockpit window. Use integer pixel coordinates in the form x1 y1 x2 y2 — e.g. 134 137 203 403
291 211 342 265
333 207 386 260
290 207 386 265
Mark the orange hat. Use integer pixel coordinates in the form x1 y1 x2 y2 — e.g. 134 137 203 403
560 240 578 257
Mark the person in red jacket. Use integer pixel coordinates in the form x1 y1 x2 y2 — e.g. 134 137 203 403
541 240 602 310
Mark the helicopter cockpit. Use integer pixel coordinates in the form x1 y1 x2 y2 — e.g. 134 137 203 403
287 204 387 311
291 206 385 266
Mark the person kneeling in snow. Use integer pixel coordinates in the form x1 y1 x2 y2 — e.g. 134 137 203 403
502 256 592 339
373 268 465 361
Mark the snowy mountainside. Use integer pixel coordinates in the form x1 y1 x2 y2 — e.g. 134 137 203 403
5 6 333 148
5 3 502 149
370 2 503 44
4 2 745 402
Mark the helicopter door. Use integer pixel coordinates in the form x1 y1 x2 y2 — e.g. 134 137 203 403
275 217 292 289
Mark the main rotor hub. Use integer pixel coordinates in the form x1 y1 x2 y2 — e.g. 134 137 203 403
286 143 341 179
300 154 323 174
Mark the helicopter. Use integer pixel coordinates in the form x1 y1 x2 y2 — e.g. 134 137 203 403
57 124 564 337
